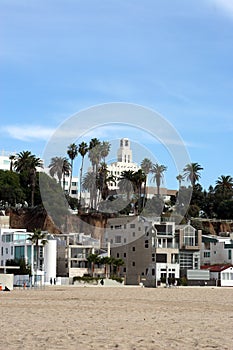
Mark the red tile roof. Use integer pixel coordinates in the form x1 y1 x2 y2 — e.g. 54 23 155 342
201 264 233 272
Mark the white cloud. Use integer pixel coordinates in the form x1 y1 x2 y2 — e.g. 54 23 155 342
2 125 55 142
210 0 233 17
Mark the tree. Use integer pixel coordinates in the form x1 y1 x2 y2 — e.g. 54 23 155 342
9 155 15 172
0 170 25 206
67 143 78 195
82 172 97 208
183 163 203 186
49 156 71 191
215 175 233 200
141 158 153 204
14 151 43 207
151 163 167 196
78 142 89 204
118 170 135 201
28 229 48 283
112 257 124 277
100 141 111 163
176 174 184 189
87 253 100 277
88 138 102 208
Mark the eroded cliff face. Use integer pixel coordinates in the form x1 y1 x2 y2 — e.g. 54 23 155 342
6 207 62 234
6 208 233 237
6 208 110 239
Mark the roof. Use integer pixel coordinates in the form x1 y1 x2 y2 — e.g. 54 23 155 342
201 264 233 273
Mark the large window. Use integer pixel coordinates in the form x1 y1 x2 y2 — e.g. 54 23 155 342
183 226 196 246
15 246 25 260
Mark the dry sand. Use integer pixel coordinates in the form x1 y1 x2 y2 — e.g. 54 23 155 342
0 285 233 350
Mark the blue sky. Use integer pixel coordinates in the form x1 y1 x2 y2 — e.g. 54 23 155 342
1 0 233 190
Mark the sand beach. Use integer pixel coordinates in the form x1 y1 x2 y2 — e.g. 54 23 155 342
0 285 232 350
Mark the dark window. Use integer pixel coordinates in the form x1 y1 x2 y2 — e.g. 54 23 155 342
132 247 135 252
124 253 126 258
132 261 135 267
156 254 167 263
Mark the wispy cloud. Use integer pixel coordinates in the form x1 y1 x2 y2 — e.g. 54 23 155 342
1 125 55 142
210 0 233 18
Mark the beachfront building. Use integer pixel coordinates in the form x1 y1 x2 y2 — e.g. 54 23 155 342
0 228 57 285
175 224 202 277
201 234 233 266
56 232 103 279
104 216 180 286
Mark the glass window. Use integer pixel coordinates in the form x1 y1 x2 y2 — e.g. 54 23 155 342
115 236 122 244
228 250 232 260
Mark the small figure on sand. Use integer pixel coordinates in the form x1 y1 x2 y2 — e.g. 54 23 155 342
100 279 104 286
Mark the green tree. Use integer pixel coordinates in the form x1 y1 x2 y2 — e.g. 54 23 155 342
151 163 167 196
9 154 15 172
78 141 89 204
100 141 111 163
215 175 233 200
118 170 135 201
49 156 71 191
176 174 184 189
67 143 78 195
14 151 43 207
0 170 25 206
183 163 203 186
87 253 100 277
141 158 153 204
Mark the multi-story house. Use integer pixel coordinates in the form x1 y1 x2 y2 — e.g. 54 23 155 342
0 228 57 285
104 216 180 286
175 223 202 277
201 234 233 266
56 232 103 279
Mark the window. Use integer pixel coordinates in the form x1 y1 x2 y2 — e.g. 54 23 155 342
204 252 210 258
115 225 122 230
132 232 135 237
130 224 135 228
124 238 127 243
156 254 167 263
71 190 77 194
152 268 155 276
115 236 122 244
123 267 126 273
145 240 149 248
123 253 126 258
132 261 135 267
1 247 3 256
11 246 13 255
132 247 135 252
228 250 232 260
116 253 119 258
152 253 155 262
5 248 8 254
71 182 77 186
138 227 141 231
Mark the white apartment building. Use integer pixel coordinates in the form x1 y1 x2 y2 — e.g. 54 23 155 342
201 234 233 266
0 228 57 285
0 151 16 171
107 138 140 190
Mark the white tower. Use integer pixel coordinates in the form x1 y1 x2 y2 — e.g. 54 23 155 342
117 138 132 163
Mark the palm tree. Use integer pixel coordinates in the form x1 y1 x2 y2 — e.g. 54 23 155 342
151 163 167 196
141 158 153 204
87 253 100 277
49 157 71 191
14 151 43 206
82 172 97 208
183 163 203 186
118 170 135 201
28 229 48 284
215 175 233 199
9 154 15 172
78 142 89 204
88 138 102 209
67 143 78 195
100 141 111 163
112 257 124 277
176 174 184 189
